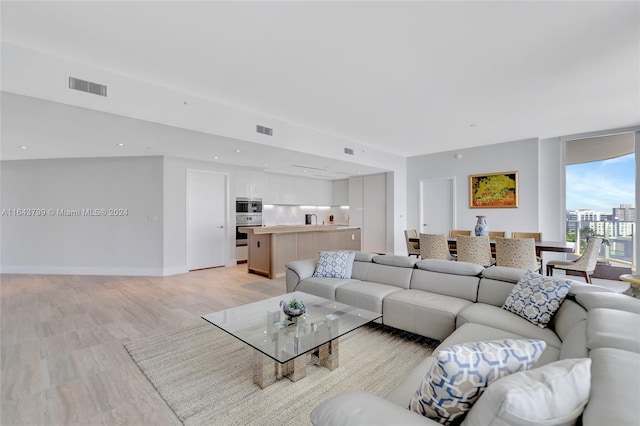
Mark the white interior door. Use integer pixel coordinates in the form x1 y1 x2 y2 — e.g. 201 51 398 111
419 177 455 234
187 170 226 270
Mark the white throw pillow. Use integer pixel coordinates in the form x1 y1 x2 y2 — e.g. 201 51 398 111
312 250 353 279
462 358 591 426
502 270 571 328
409 339 546 425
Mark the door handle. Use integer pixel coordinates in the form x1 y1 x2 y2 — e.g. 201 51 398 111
217 225 224 229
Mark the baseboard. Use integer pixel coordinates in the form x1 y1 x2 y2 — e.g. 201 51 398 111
162 266 189 276
0 265 165 276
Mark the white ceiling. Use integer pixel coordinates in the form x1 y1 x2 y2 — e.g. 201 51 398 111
1 1 639 164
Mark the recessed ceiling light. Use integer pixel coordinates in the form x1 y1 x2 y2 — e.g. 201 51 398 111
236 149 241 153
263 164 268 168
214 156 219 160
19 145 28 149
117 143 125 147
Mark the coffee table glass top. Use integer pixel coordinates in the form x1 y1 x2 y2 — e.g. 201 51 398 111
201 291 381 364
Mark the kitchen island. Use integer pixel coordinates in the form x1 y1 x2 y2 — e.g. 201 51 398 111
238 225 361 278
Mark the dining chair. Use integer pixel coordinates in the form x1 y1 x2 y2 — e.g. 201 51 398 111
449 230 472 237
512 232 543 264
455 235 494 266
404 230 421 258
546 237 603 284
494 237 539 270
419 233 455 260
488 231 506 238
511 232 542 241
448 230 472 256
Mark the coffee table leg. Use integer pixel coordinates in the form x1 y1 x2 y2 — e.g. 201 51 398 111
318 338 339 370
252 349 277 389
282 353 309 382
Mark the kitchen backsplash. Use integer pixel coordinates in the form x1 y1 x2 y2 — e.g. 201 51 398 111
262 205 349 226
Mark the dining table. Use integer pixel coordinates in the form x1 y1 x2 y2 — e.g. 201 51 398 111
408 237 574 273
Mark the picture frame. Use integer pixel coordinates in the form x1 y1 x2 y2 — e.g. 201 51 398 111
469 171 519 208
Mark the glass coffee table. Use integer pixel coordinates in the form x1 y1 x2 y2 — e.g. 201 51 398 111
201 291 381 388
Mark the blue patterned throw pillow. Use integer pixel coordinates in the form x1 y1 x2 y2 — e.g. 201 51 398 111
312 251 352 279
409 339 546 425
502 270 571 328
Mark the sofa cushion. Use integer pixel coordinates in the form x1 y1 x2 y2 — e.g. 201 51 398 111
477 277 517 307
457 304 563 350
312 391 437 426
481 265 527 283
586 308 640 353
313 250 353 278
335 281 403 314
295 277 358 300
385 357 436 407
416 259 484 276
383 290 473 340
435 323 560 367
559 320 588 360
354 251 376 262
582 348 640 426
462 358 591 426
364 263 414 289
373 254 418 268
575 292 640 314
550 299 588 341
409 339 546 425
502 270 571 328
410 269 480 302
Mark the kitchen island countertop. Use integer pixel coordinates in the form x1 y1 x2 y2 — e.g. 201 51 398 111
238 224 358 234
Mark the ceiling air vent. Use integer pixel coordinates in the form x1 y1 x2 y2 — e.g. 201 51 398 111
69 77 107 97
344 147 354 155
256 125 273 136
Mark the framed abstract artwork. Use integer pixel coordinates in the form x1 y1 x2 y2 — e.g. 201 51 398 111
469 171 519 208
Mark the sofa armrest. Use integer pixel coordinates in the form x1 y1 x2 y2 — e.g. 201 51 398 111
311 391 435 426
285 259 317 293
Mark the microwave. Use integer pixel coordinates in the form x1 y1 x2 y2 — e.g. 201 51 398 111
236 197 262 213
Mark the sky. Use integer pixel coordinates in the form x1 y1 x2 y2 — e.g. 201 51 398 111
566 153 635 212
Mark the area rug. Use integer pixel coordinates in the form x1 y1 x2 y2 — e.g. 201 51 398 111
124 322 438 425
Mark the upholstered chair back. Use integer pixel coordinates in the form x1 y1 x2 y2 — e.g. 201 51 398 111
495 237 538 270
419 234 454 260
456 235 494 266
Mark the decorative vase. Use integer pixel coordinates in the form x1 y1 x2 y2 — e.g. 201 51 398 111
474 215 489 236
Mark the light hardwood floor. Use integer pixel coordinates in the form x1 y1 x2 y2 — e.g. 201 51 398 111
0 265 286 425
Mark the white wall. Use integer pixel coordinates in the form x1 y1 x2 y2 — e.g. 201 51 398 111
407 138 541 242
538 137 566 241
0 157 164 275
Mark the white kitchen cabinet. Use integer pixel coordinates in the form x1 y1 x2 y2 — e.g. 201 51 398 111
236 169 264 199
294 177 309 205
349 176 364 227
333 179 349 206
265 174 280 204
363 173 387 253
266 173 333 206
314 179 333 206
349 174 387 253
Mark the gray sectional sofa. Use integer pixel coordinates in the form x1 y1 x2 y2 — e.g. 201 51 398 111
285 252 640 426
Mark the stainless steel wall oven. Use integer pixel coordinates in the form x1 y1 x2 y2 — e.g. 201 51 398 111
236 197 262 213
236 213 262 246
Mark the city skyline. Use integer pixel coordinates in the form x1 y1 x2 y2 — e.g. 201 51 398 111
566 152 635 212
